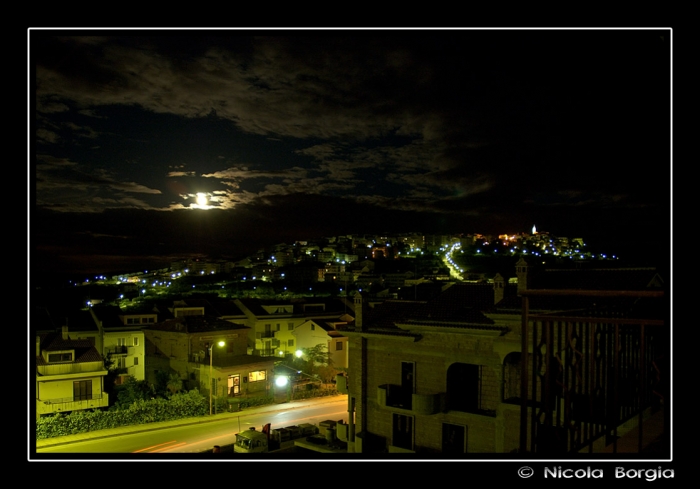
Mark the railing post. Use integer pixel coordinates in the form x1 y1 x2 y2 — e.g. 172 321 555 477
519 295 529 454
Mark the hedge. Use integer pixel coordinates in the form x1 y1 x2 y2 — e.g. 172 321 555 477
36 389 207 440
37 387 342 440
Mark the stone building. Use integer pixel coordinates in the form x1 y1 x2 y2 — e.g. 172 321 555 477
341 259 668 455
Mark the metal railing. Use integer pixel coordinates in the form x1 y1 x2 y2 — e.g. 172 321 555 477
106 345 129 355
40 394 105 405
518 289 667 454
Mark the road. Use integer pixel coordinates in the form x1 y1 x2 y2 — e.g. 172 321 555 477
35 398 348 455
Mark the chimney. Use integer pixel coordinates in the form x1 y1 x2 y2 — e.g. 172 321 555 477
493 273 505 305
353 291 364 331
36 336 40 357
515 257 530 296
62 324 69 340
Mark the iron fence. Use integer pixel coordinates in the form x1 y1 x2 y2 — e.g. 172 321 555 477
519 289 667 454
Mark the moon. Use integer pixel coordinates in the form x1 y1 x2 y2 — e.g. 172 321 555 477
196 193 208 207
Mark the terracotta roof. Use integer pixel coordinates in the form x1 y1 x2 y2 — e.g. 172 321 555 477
358 282 500 330
213 354 276 369
401 320 508 334
35 332 103 365
145 315 249 333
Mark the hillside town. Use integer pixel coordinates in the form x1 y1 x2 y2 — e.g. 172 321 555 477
33 228 668 455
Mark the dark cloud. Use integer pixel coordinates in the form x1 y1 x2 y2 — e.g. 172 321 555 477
31 29 671 275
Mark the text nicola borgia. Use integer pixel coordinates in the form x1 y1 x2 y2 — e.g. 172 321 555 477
544 467 674 481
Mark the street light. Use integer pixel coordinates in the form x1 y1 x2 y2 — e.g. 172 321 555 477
209 340 225 416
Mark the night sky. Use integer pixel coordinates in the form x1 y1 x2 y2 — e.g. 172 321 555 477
31 29 671 277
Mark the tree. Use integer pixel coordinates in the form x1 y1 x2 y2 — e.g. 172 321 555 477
298 344 333 378
153 371 183 398
166 374 183 396
112 375 154 409
303 344 331 365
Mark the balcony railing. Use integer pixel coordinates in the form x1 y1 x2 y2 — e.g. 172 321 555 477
36 394 109 416
377 384 445 415
106 345 129 355
518 289 667 455
37 362 106 376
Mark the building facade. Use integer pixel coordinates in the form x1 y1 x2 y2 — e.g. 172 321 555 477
35 327 110 418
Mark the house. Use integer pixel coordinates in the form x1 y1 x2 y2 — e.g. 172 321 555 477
292 319 349 369
89 305 147 383
343 289 516 454
234 298 351 362
35 326 109 418
341 260 667 455
143 315 275 402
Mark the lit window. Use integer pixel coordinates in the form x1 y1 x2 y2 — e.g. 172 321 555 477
249 370 266 382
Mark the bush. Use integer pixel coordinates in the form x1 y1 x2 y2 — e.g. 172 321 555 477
36 389 207 440
37 386 342 440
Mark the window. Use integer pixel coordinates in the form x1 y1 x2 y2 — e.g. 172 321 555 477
133 337 139 347
502 352 521 403
276 324 281 331
133 357 139 366
336 342 343 351
442 423 467 454
288 323 294 331
288 339 294 347
446 362 482 413
392 414 413 450
73 380 92 401
249 370 266 382
48 352 72 363
117 337 126 346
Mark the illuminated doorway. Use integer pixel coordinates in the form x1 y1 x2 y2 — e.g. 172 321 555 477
228 374 240 396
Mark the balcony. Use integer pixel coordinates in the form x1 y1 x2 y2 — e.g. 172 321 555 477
36 394 109 416
106 345 129 356
37 361 106 376
518 289 667 455
377 384 445 415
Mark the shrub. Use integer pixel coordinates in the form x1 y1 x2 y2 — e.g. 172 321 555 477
36 389 207 440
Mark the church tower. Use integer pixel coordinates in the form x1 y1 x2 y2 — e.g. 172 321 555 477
353 291 364 331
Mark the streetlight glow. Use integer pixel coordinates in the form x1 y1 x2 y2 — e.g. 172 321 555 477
209 340 225 416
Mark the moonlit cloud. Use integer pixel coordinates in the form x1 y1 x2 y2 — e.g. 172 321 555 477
31 29 670 274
